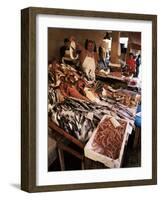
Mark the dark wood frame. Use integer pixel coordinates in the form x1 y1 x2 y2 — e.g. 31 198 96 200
21 7 157 192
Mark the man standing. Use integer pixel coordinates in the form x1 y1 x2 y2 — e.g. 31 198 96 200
135 54 141 77
59 38 70 61
126 53 136 75
80 40 98 83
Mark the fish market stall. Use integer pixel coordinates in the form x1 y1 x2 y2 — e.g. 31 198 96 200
47 30 141 170
48 62 141 169
96 70 141 93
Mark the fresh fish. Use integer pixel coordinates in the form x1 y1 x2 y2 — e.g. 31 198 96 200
49 93 136 142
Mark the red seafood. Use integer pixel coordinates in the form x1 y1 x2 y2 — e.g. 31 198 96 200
91 117 127 159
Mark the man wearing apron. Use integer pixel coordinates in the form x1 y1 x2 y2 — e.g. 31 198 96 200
80 40 98 84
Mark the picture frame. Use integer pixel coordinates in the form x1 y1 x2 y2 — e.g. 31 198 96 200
21 7 157 192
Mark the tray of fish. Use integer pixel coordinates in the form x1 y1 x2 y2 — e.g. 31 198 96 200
84 115 129 168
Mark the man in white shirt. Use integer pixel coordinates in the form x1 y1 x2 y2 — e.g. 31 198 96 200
80 40 98 83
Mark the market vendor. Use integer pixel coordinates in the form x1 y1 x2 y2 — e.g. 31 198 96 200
126 53 136 75
80 39 98 83
98 46 110 72
60 38 70 60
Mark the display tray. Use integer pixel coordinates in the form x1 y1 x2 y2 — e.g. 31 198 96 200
96 71 134 82
84 115 129 168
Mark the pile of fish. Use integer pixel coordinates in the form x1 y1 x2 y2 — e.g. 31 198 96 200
48 95 135 142
48 63 136 143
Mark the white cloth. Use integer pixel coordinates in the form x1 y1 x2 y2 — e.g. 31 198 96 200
69 41 79 59
82 56 96 82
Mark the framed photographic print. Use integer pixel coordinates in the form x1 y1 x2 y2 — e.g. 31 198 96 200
21 7 157 192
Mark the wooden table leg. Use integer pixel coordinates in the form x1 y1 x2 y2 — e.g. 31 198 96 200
81 159 85 170
133 127 141 148
58 148 65 171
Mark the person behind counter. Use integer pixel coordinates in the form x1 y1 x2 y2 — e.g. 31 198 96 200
79 39 98 83
59 38 70 61
98 46 110 72
126 53 136 75
134 54 141 77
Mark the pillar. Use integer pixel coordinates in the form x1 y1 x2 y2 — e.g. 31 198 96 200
110 31 120 64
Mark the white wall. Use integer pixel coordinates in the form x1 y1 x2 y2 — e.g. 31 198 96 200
0 0 160 199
